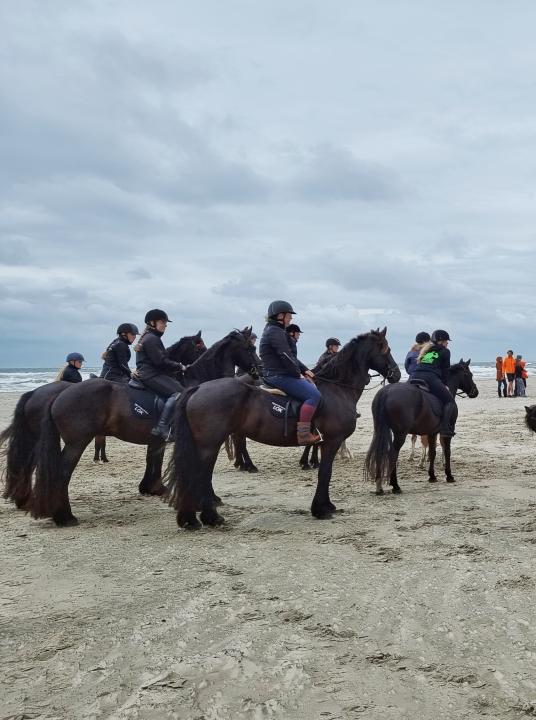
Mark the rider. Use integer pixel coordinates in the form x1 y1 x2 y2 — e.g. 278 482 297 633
313 337 341 373
409 329 457 437
260 301 322 445
136 309 184 440
100 323 139 382
404 331 431 376
59 353 85 383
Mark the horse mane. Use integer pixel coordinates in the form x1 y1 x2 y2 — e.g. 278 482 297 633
185 332 238 383
315 330 385 383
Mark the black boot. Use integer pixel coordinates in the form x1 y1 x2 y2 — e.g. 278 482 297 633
439 402 458 438
151 393 180 441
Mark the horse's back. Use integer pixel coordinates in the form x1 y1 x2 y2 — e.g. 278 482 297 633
374 382 440 435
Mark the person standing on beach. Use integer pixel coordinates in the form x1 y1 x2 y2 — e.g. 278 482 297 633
496 356 507 397
57 352 85 383
502 350 516 397
515 355 526 397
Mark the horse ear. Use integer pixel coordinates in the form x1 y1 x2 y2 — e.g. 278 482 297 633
466 358 471 366
459 358 464 365
526 406 531 414
242 326 252 338
381 326 387 336
194 330 202 341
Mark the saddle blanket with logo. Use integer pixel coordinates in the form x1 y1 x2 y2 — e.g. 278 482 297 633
408 379 442 414
269 398 303 419
128 383 165 420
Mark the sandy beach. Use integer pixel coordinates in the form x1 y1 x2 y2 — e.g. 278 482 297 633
1 379 536 719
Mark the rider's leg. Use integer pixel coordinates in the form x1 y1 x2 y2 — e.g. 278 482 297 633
142 375 184 441
264 375 322 445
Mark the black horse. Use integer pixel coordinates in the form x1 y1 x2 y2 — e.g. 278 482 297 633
525 405 536 433
364 360 479 493
93 332 204 462
0 333 201 511
26 329 256 526
165 328 401 530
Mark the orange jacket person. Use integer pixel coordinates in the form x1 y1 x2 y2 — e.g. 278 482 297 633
502 350 516 396
496 356 507 398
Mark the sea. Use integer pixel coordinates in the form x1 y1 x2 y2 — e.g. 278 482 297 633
0 362 533 393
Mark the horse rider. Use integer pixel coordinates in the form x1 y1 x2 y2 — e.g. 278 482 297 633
404 331 431 376
409 329 457 437
313 337 341 373
100 323 139 382
59 352 85 383
259 300 322 445
135 308 184 440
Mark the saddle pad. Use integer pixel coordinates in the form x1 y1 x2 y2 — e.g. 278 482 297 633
128 385 164 420
260 385 287 396
269 398 302 419
408 378 430 392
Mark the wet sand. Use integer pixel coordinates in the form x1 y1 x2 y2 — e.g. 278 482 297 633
1 380 536 719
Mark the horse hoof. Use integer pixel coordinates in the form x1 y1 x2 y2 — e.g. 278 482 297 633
391 486 402 494
428 477 438 483
247 466 259 473
311 504 335 519
178 516 202 531
212 495 223 506
446 477 455 483
375 489 384 496
300 464 311 471
311 462 320 469
53 514 79 527
101 458 109 464
200 510 226 527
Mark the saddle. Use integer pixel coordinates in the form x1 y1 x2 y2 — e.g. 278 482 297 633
127 379 165 419
408 378 431 392
260 380 304 418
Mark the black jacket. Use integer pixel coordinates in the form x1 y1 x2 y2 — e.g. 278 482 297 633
259 320 302 378
62 365 82 383
287 336 309 374
136 328 183 380
412 344 450 384
313 349 335 374
100 337 132 381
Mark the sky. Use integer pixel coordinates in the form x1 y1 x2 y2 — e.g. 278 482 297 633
1 0 536 367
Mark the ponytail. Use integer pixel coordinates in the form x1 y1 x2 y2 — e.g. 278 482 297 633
55 364 67 381
134 325 151 353
417 341 434 364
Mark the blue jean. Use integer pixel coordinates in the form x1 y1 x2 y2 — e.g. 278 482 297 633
265 374 322 408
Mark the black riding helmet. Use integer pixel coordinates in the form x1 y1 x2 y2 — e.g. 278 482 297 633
267 300 295 317
117 322 139 336
144 309 172 324
286 324 302 333
415 331 431 344
431 329 450 342
325 337 341 348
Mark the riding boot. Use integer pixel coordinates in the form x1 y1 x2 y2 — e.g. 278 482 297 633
151 392 180 441
439 402 458 438
296 421 322 446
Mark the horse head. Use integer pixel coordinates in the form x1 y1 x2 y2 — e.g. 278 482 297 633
229 326 258 375
168 332 203 365
525 405 536 433
452 359 479 398
363 327 401 383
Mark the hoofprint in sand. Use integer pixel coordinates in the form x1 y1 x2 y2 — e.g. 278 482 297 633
1 379 536 719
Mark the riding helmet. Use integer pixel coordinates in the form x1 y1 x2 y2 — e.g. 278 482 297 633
286 324 302 334
117 323 139 336
267 300 296 317
431 329 450 342
325 337 341 347
66 352 85 362
144 309 172 324
415 331 431 344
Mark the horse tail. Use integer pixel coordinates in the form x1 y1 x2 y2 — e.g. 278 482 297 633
0 391 37 509
364 388 395 482
164 386 202 512
224 435 235 461
31 402 63 519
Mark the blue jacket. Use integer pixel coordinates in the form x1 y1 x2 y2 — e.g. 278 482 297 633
404 349 419 376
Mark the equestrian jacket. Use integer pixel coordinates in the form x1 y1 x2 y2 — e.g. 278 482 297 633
260 320 302 378
413 343 450 384
100 336 132 381
136 328 182 380
404 349 419 376
313 349 335 374
287 336 309 374
62 365 82 383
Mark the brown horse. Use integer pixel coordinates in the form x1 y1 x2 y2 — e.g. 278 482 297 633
164 328 401 530
23 329 257 526
0 333 201 511
364 360 478 493
525 405 536 433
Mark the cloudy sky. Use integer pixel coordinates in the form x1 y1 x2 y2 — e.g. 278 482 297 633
1 1 536 367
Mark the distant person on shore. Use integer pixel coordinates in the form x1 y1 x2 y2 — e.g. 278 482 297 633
100 323 139 382
503 350 516 397
496 356 507 398
57 352 85 383
515 355 527 397
405 332 431 376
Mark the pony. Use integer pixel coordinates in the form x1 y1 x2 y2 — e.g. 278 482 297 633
164 328 401 530
364 360 478 494
25 329 257 526
0 333 201 511
525 405 536 433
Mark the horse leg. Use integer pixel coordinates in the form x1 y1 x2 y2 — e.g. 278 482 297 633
232 433 245 470
99 437 109 463
139 439 167 496
389 434 406 494
443 437 454 482
419 436 429 469
409 434 417 460
52 442 88 526
199 452 226 527
299 445 311 470
235 435 258 473
311 440 339 519
311 443 320 469
427 434 438 483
